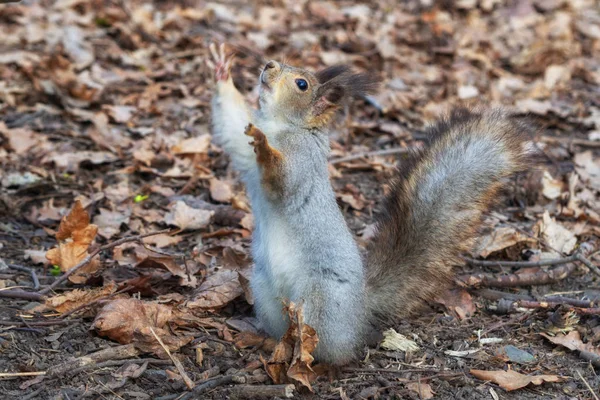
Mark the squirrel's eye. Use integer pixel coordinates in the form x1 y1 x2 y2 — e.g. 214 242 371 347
295 78 308 91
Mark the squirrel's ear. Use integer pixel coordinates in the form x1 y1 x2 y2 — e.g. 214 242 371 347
313 83 345 117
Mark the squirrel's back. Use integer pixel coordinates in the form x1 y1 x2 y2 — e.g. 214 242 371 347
365 108 535 321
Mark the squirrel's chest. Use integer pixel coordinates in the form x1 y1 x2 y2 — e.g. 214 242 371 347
252 203 304 296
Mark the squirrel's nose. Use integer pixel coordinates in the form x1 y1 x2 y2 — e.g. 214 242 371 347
264 60 279 71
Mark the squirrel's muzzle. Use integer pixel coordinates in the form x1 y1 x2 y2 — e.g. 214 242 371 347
261 60 281 89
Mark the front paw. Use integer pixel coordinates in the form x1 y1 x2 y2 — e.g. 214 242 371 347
245 123 266 153
207 43 234 82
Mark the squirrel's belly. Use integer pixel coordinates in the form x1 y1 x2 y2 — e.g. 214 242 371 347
256 212 304 299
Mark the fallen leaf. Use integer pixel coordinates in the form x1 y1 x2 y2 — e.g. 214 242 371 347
470 369 565 391
135 246 200 287
541 330 600 359
380 329 420 352
474 227 536 258
45 200 100 283
46 282 117 314
535 211 577 254
434 289 476 320
541 170 563 200
264 301 319 391
406 382 434 399
171 135 211 155
93 298 193 358
93 208 131 239
165 201 214 230
209 178 233 203
187 269 244 309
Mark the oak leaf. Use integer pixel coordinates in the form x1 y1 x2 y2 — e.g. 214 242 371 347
470 369 565 391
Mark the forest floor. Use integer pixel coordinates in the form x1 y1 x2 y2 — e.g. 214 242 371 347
1 0 599 399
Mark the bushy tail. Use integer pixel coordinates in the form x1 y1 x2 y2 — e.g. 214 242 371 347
365 108 535 320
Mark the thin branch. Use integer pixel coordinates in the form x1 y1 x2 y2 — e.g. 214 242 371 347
464 255 578 268
329 147 411 165
0 289 45 301
457 262 577 288
575 254 600 278
40 229 172 295
8 264 40 289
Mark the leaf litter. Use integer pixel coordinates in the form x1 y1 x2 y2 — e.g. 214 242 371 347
0 0 599 399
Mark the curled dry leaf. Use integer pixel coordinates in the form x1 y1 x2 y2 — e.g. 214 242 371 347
541 170 563 200
45 200 100 284
406 382 434 399
187 269 244 309
535 211 577 255
470 369 565 391
209 178 233 203
135 246 200 287
380 328 420 352
46 282 117 314
165 200 214 231
264 301 319 392
434 288 476 320
171 134 211 154
541 331 600 358
93 298 192 358
473 226 536 258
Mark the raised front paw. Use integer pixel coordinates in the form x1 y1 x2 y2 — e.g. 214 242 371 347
244 124 283 166
207 43 234 82
245 123 267 153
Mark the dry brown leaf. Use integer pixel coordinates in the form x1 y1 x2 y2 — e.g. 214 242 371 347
165 201 214 231
46 282 117 314
187 269 244 309
434 288 476 320
45 200 100 283
233 331 277 352
535 211 577 254
93 208 131 239
93 298 193 358
142 233 182 248
541 331 600 357
470 369 565 391
0 122 48 155
135 246 200 287
574 151 600 191
263 301 319 391
171 135 211 154
541 170 563 200
473 226 536 258
209 178 233 203
406 382 435 399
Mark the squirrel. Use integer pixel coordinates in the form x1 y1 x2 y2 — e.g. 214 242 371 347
208 43 535 365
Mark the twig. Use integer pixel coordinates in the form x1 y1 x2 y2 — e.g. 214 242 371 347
575 254 600 278
329 147 411 165
464 255 578 268
576 370 600 400
180 376 237 400
0 289 45 301
47 344 139 377
40 229 172 295
540 136 600 149
457 262 577 288
0 319 79 327
149 326 195 390
0 371 46 377
229 384 295 398
8 264 40 289
474 288 599 308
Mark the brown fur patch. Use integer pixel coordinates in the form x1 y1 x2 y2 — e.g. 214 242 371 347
245 124 285 195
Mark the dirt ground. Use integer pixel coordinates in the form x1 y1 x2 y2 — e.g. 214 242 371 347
1 0 600 399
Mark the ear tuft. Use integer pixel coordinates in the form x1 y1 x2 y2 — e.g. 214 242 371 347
315 65 352 83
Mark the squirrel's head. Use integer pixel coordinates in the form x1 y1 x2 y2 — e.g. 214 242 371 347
258 61 380 129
